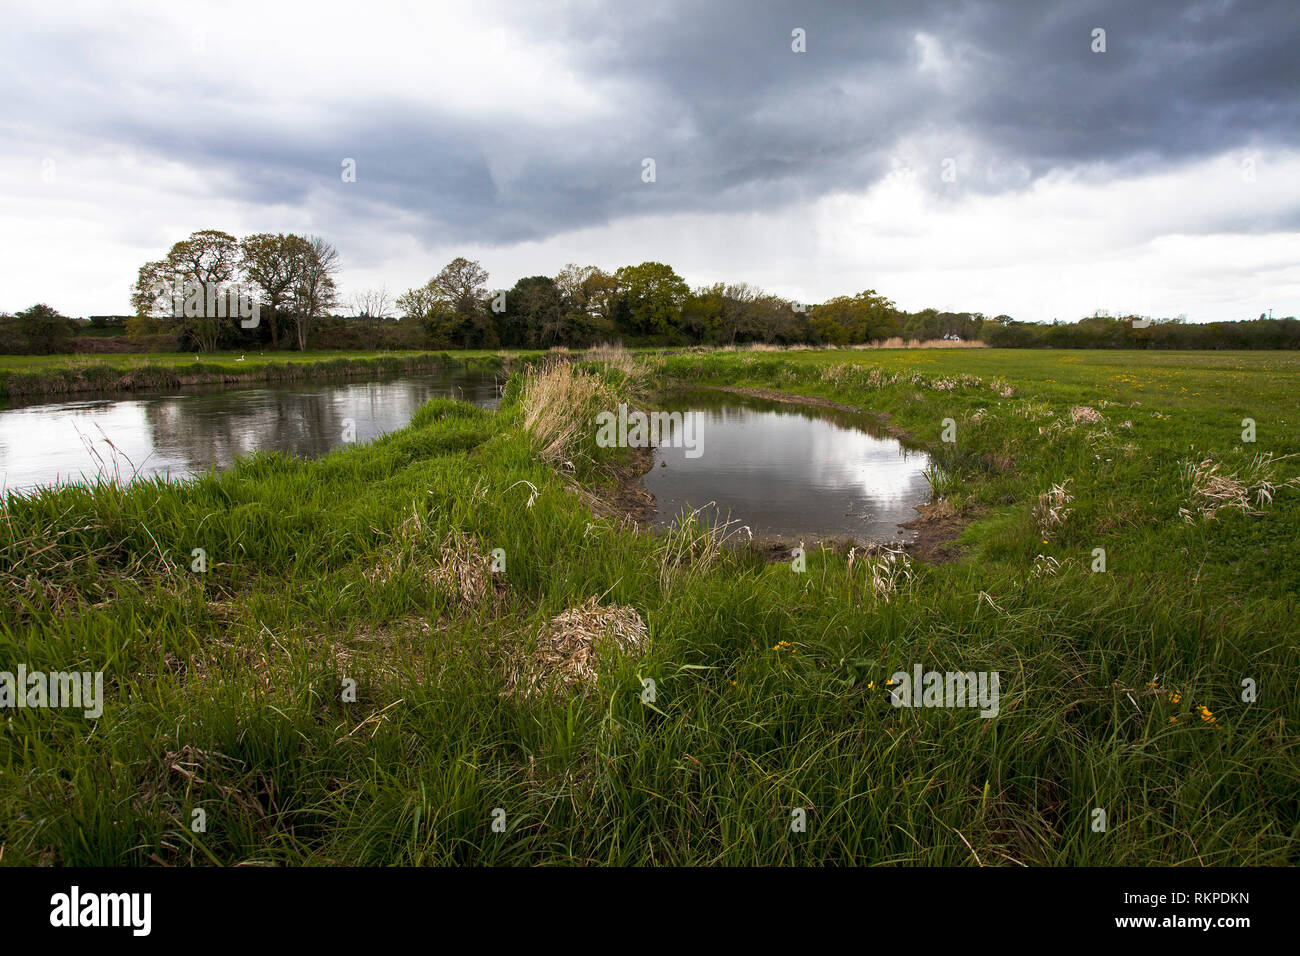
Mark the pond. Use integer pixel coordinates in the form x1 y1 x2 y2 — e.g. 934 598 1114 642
0 369 502 493
642 390 932 545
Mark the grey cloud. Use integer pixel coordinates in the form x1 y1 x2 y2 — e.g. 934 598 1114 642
3 0 1297 248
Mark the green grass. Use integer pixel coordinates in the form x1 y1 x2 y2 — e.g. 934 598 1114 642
0 349 519 372
0 349 532 399
1 348 1297 865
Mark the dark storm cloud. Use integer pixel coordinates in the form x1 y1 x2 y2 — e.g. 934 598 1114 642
4 0 1298 244
531 0 1300 197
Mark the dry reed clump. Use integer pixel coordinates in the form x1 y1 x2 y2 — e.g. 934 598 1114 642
701 339 982 352
364 512 496 610
1178 454 1299 523
929 373 982 391
585 340 628 363
1031 554 1063 578
1032 479 1074 537
1017 401 1055 421
919 338 987 349
894 370 985 392
584 340 643 377
990 377 1015 398
519 359 620 466
819 364 901 388
847 546 912 603
430 530 495 608
505 597 649 697
1039 407 1111 446
866 366 898 388
584 341 649 399
818 363 853 384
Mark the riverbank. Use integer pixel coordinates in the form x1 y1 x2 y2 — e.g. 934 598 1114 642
0 349 532 399
1 349 1297 865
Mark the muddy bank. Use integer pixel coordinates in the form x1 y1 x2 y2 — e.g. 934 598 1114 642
899 500 982 564
736 500 978 566
578 446 658 526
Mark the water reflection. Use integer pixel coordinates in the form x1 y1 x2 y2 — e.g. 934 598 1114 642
643 392 931 544
0 371 500 492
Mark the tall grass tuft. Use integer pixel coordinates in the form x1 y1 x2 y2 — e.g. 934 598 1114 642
1178 453 1299 522
655 504 751 593
518 359 620 468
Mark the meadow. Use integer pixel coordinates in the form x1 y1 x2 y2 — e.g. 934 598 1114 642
1 347 1297 865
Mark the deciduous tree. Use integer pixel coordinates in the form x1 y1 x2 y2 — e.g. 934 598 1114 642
240 233 309 350
289 236 340 351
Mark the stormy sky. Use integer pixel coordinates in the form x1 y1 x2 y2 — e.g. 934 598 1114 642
2 0 1298 321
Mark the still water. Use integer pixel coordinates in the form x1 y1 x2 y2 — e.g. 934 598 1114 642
643 391 932 544
3 377 930 545
0 370 501 492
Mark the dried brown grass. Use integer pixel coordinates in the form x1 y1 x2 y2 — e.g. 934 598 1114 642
430 530 494 609
364 511 497 610
519 359 620 466
505 597 649 697
1032 479 1074 537
1179 454 1299 523
847 546 913 603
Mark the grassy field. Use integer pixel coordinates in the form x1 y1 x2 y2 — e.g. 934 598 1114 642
0 349 528 399
1 347 1297 865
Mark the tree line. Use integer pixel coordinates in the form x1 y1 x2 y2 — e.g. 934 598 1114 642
127 230 341 352
2 229 1297 352
978 312 1300 350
